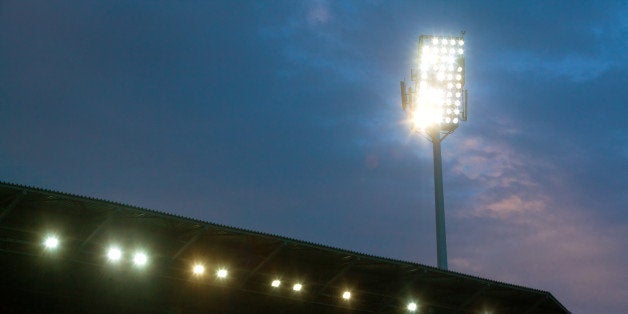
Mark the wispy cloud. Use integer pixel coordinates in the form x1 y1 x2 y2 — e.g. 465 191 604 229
305 0 331 26
497 51 616 82
445 129 628 312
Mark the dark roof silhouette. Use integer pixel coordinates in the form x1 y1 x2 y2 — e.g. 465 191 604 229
0 182 569 313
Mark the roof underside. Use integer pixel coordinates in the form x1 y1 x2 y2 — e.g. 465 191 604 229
0 182 569 313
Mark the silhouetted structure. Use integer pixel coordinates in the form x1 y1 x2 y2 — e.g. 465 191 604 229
0 182 569 313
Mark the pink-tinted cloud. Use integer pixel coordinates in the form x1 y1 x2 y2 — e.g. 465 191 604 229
445 134 628 312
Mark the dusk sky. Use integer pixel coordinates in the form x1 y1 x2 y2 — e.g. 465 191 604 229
1 1 627 312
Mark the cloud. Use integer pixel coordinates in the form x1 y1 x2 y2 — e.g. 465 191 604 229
444 131 628 312
306 0 331 26
448 135 536 189
483 194 545 218
497 51 615 83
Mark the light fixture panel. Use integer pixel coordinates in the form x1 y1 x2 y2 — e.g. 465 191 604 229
406 34 466 132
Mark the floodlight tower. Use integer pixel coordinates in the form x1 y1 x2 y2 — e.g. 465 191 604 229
400 33 468 270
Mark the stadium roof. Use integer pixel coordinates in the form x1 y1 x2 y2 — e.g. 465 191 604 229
0 182 569 313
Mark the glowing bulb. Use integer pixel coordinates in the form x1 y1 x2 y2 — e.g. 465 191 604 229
43 235 59 250
432 37 438 44
450 39 456 45
457 66 463 72
271 279 281 287
458 48 464 55
456 83 462 89
456 74 462 81
216 268 228 278
293 283 303 291
342 291 351 300
459 40 464 46
455 92 461 98
193 264 205 275
453 117 459 123
107 247 122 262
133 252 148 267
407 302 418 312
454 109 460 115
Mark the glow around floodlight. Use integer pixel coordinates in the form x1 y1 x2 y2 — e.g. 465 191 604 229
412 107 439 131
107 246 123 262
407 302 418 312
293 283 303 292
133 251 148 267
216 268 228 278
342 291 351 300
271 279 281 288
43 235 59 250
192 264 205 275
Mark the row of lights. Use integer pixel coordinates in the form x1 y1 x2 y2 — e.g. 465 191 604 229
191 263 229 279
44 235 151 268
431 37 464 47
43 235 419 311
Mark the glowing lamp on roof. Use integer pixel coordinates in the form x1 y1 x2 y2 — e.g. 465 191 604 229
216 268 228 278
407 302 418 312
107 246 123 262
192 264 205 275
133 251 148 267
342 291 351 300
43 235 59 250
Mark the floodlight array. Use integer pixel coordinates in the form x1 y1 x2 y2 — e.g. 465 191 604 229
404 35 466 132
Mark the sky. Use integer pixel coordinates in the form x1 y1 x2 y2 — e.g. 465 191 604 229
1 1 627 312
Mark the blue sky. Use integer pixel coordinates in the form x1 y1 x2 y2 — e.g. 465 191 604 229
1 1 627 312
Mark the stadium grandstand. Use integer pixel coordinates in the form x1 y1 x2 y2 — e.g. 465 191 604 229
0 182 569 313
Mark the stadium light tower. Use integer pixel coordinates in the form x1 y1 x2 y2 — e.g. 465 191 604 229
400 33 468 270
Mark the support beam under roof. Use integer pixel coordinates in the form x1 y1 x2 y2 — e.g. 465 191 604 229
524 295 547 313
312 260 355 301
456 284 489 311
171 225 208 261
0 192 24 224
238 241 285 289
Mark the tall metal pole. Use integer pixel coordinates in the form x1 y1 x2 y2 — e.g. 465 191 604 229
431 131 448 270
